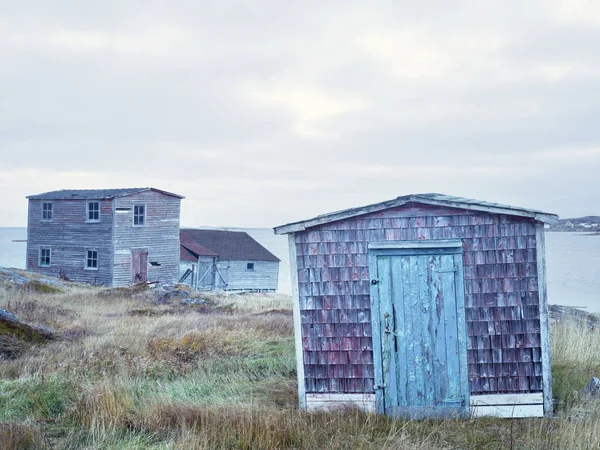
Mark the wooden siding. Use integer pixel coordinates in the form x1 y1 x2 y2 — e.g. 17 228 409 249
113 191 181 287
26 199 114 285
179 257 216 289
215 260 279 291
293 204 543 396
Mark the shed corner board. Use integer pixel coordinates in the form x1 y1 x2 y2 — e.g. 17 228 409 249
288 233 306 409
536 223 553 416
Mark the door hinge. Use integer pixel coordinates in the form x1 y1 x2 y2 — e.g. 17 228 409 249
374 383 386 389
371 279 379 285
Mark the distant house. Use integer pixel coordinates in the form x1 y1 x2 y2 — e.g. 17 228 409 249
26 188 183 286
565 220 574 228
179 229 280 292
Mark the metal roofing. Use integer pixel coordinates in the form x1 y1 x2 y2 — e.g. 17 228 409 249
180 229 280 262
274 193 559 234
27 187 184 200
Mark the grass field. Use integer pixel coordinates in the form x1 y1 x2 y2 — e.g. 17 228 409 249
1 282 600 449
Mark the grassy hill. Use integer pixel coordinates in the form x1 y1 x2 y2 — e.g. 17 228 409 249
1 276 600 449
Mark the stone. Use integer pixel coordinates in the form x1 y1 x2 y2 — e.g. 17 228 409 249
582 377 600 397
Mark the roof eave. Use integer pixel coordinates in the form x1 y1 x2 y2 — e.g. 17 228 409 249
115 188 185 199
274 195 559 234
274 198 405 234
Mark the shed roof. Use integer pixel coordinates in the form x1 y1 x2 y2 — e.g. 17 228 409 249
274 193 559 234
27 187 184 200
180 244 218 261
180 234 219 261
180 229 280 262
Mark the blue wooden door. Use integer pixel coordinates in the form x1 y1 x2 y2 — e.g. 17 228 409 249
369 243 469 418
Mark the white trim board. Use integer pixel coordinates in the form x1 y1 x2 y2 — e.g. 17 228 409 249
368 240 462 250
470 393 544 418
306 394 376 413
288 234 306 409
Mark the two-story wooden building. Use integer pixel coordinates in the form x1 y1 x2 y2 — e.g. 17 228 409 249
26 188 183 286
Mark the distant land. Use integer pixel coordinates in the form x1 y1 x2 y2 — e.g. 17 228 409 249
548 216 600 232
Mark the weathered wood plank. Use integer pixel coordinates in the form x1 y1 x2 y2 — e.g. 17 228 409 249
289 234 306 409
471 393 543 406
471 403 544 418
536 224 553 416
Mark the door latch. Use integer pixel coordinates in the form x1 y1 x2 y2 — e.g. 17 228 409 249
383 312 398 336
371 279 379 285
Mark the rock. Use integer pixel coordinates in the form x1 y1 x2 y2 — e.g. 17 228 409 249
549 304 599 329
179 297 207 306
0 267 30 285
0 308 56 358
581 377 600 397
0 308 18 323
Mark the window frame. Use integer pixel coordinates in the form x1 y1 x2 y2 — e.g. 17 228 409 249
39 247 51 267
85 248 99 270
41 201 53 221
246 262 255 271
86 200 101 223
133 204 146 227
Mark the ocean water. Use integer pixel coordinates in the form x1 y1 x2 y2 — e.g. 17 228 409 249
1 228 599 311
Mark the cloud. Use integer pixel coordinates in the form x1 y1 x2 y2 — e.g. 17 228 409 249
0 0 599 227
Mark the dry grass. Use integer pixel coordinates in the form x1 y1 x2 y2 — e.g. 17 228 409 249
0 421 47 449
1 281 600 449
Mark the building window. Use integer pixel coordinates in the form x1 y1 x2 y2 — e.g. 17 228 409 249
87 201 100 222
86 249 98 269
39 247 51 266
133 205 145 226
41 202 53 220
246 262 255 271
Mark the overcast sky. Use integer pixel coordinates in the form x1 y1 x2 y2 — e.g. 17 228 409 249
1 0 599 227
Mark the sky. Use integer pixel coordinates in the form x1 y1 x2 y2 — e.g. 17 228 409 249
1 0 599 228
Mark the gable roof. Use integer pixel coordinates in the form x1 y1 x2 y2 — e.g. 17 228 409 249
180 229 280 262
27 187 184 200
274 193 559 234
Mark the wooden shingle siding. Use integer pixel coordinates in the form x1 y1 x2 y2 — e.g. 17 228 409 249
293 205 543 396
113 191 180 287
26 199 114 285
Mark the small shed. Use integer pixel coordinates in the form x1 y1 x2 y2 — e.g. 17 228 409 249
274 194 558 418
179 229 280 292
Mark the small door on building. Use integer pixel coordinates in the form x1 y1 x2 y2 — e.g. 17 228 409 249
196 259 215 290
215 265 228 290
132 248 148 284
369 241 469 418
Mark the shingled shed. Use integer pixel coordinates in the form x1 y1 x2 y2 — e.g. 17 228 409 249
274 194 558 418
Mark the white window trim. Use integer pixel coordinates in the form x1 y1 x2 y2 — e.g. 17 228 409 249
41 201 53 222
39 246 52 267
86 200 101 223
85 248 99 270
133 204 146 227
